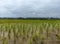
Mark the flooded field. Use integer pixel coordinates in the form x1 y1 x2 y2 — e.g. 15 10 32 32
0 22 60 44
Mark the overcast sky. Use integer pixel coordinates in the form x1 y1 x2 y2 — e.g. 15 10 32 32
0 0 60 18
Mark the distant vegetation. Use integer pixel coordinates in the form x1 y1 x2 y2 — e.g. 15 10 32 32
0 17 60 20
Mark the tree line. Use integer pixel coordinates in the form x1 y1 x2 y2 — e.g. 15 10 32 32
0 17 60 20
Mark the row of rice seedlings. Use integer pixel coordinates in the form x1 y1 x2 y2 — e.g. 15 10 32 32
0 23 51 44
0 23 50 43
0 23 60 44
